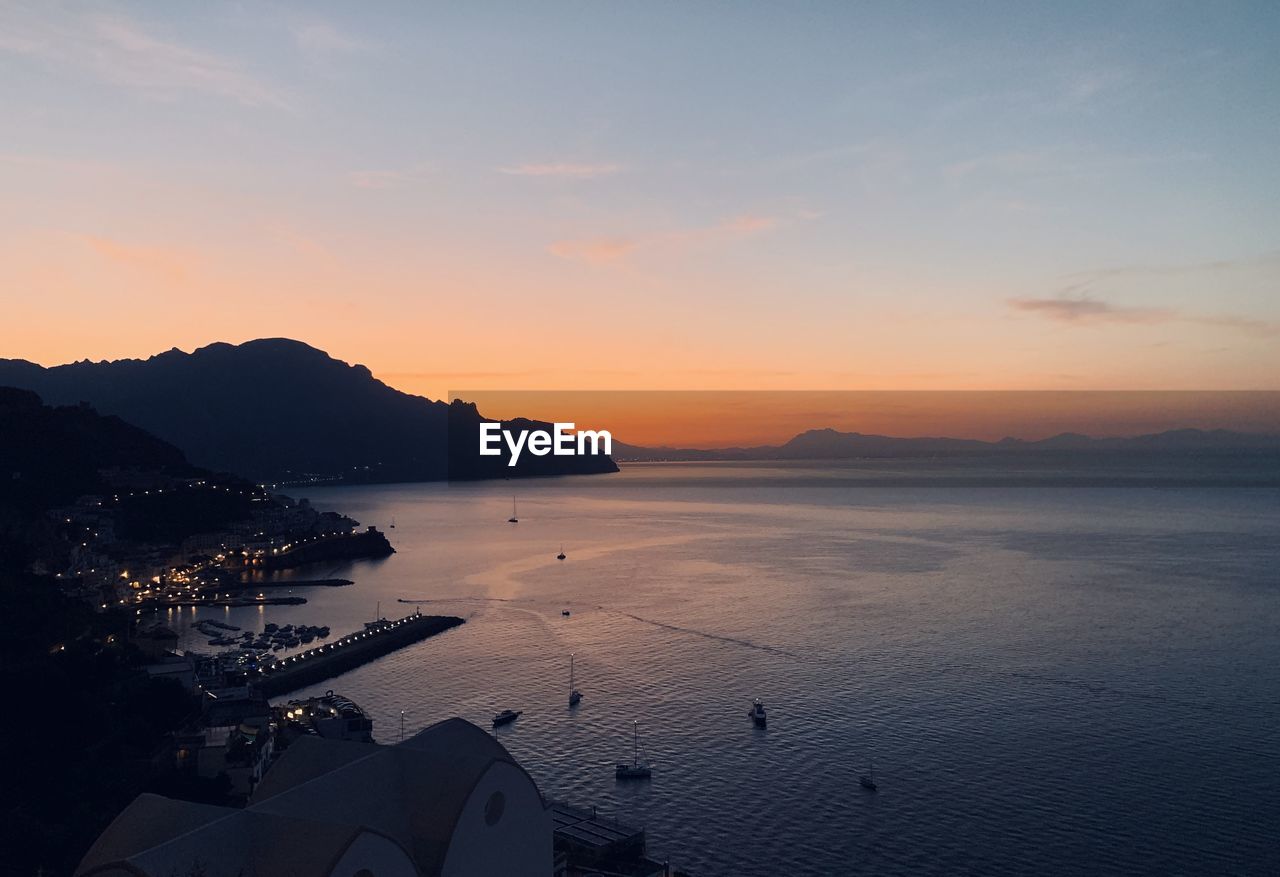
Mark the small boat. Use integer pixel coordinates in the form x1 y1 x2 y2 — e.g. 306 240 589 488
568 654 582 707
389 517 396 529
749 698 767 728
860 763 877 792
557 545 566 560
561 609 571 617
492 709 522 727
508 497 518 523
615 721 652 780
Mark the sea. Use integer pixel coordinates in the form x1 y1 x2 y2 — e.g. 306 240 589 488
163 461 1280 876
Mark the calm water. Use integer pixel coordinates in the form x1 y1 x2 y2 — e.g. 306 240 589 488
164 463 1280 875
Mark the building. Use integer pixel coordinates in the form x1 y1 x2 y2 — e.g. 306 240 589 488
75 717 553 877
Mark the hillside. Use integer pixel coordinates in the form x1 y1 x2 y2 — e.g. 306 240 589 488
0 340 617 483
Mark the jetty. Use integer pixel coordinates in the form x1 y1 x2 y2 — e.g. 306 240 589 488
254 611 464 697
141 595 307 610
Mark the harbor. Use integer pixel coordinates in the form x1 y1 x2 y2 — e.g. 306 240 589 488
252 611 464 697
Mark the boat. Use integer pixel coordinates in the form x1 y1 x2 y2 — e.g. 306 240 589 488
389 517 396 529
859 763 877 792
615 721 652 780
561 609 571 617
557 545 566 560
568 654 582 707
492 709 521 727
508 497 518 523
749 697 767 728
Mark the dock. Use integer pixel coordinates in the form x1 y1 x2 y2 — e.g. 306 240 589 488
551 801 670 876
253 612 464 697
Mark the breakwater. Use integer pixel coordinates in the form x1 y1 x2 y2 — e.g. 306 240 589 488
254 527 394 571
254 612 464 697
142 595 307 610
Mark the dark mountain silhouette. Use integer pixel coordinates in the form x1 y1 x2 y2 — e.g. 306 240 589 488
0 340 617 483
613 426 1280 461
0 386 193 513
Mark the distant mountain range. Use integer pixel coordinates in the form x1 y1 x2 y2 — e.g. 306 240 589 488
613 426 1280 461
0 339 617 483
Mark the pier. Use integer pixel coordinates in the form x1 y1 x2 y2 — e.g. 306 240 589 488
253 612 464 697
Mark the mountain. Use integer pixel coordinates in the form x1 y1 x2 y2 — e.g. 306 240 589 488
0 340 617 483
613 426 1280 461
0 386 193 513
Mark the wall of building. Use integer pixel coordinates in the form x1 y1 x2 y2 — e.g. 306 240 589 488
328 831 417 877
441 760 552 877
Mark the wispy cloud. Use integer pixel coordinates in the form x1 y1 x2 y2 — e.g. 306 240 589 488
1008 297 1173 324
293 21 372 57
1008 296 1278 337
348 162 434 189
83 235 196 285
0 6 289 108
547 238 638 264
548 213 784 265
498 162 623 179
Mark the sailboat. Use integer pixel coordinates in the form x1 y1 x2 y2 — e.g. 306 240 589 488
557 545 566 560
389 516 396 529
615 721 652 780
860 762 877 792
508 497 518 523
568 653 582 707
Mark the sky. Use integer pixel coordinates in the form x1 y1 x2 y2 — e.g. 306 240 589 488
2 1 1279 421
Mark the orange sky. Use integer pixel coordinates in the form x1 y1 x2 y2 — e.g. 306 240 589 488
456 391 1280 447
3 5 1279 425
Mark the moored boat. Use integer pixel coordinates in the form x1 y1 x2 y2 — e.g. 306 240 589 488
568 653 582 707
492 709 521 727
860 763 878 792
615 721 652 780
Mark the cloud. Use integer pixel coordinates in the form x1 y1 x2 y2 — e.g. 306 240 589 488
83 235 195 285
0 7 289 108
348 163 434 189
547 238 638 264
548 213 783 265
721 214 777 234
1008 297 1173 325
498 162 623 179
1008 296 1277 337
293 22 371 57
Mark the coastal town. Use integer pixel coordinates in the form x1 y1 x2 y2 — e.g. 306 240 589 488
2 398 674 875
44 473 393 612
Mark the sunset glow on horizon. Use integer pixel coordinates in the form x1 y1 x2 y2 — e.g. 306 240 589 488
2 3 1279 404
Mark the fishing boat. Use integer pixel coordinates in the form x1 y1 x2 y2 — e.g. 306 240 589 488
860 763 877 792
568 654 582 707
748 697 767 728
557 545 566 560
615 721 652 780
508 498 518 523
492 709 521 727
